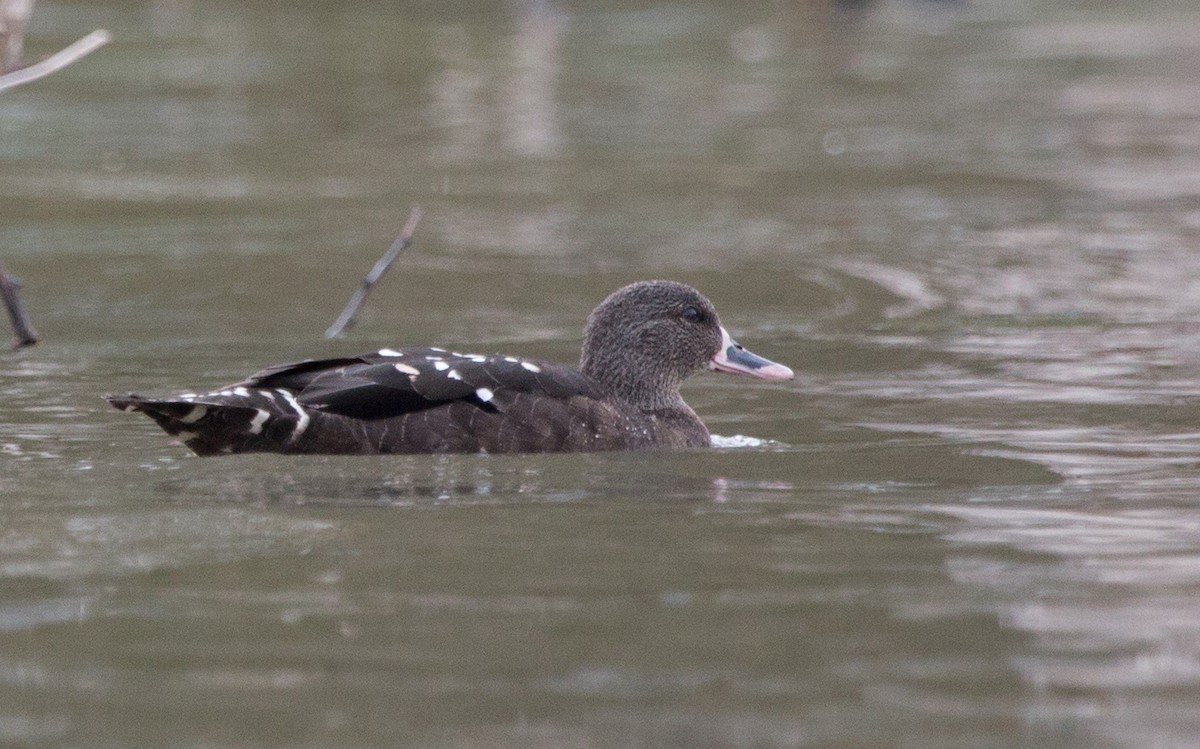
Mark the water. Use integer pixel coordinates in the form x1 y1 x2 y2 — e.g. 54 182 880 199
3 0 1200 746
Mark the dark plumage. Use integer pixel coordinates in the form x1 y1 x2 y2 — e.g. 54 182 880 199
105 280 794 455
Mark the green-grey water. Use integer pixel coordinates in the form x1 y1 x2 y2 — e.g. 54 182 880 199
3 1 1200 746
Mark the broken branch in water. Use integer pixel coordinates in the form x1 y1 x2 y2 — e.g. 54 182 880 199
326 206 424 339
0 264 39 348
0 28 111 94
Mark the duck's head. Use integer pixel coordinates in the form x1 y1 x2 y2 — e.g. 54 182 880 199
580 280 793 410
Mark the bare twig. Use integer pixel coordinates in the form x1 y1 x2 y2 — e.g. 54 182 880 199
0 28 110 93
0 264 39 348
326 206 424 338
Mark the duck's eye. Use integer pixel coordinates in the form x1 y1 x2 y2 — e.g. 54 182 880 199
682 306 703 323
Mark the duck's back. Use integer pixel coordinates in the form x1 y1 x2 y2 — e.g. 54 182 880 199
107 348 710 455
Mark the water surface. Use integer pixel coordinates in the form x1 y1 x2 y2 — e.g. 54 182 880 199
3 1 1200 746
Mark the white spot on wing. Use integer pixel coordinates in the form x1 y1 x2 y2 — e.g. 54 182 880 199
378 348 404 357
233 387 251 398
520 361 541 373
248 409 270 435
433 361 450 371
276 389 310 444
467 354 487 363
475 387 494 403
447 369 462 380
393 363 420 376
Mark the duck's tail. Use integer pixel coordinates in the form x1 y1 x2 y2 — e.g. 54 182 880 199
104 391 309 456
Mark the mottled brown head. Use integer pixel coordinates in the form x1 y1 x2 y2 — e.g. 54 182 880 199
580 280 792 411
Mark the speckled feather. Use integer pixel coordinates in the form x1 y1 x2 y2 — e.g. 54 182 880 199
105 281 793 455
107 348 703 455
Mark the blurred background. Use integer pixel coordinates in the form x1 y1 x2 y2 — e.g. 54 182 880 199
3 1 1200 747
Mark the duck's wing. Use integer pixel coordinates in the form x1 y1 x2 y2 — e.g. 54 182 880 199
236 347 597 421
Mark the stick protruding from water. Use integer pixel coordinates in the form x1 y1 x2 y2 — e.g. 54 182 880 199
326 206 423 339
0 263 38 348
0 28 111 93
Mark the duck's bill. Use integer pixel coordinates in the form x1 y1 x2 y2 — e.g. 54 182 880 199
710 327 794 381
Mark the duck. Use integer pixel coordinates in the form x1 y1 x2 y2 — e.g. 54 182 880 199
105 280 794 455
